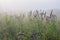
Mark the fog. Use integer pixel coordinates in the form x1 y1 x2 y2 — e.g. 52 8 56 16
0 0 60 11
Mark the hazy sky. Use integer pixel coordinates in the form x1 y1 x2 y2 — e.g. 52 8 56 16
0 0 60 11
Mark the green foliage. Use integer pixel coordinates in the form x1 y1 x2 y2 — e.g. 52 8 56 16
0 14 60 40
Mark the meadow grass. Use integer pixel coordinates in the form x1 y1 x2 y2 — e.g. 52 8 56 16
0 12 60 40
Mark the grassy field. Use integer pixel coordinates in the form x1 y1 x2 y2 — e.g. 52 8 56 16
0 11 60 40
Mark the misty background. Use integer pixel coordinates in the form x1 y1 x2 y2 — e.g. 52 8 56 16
0 0 60 19
0 0 60 11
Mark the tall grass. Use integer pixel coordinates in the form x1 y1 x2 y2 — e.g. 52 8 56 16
0 10 60 40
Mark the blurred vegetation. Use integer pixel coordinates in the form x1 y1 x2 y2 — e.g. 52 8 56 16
0 10 60 40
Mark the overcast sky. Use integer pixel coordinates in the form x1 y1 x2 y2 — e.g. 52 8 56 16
0 0 60 11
